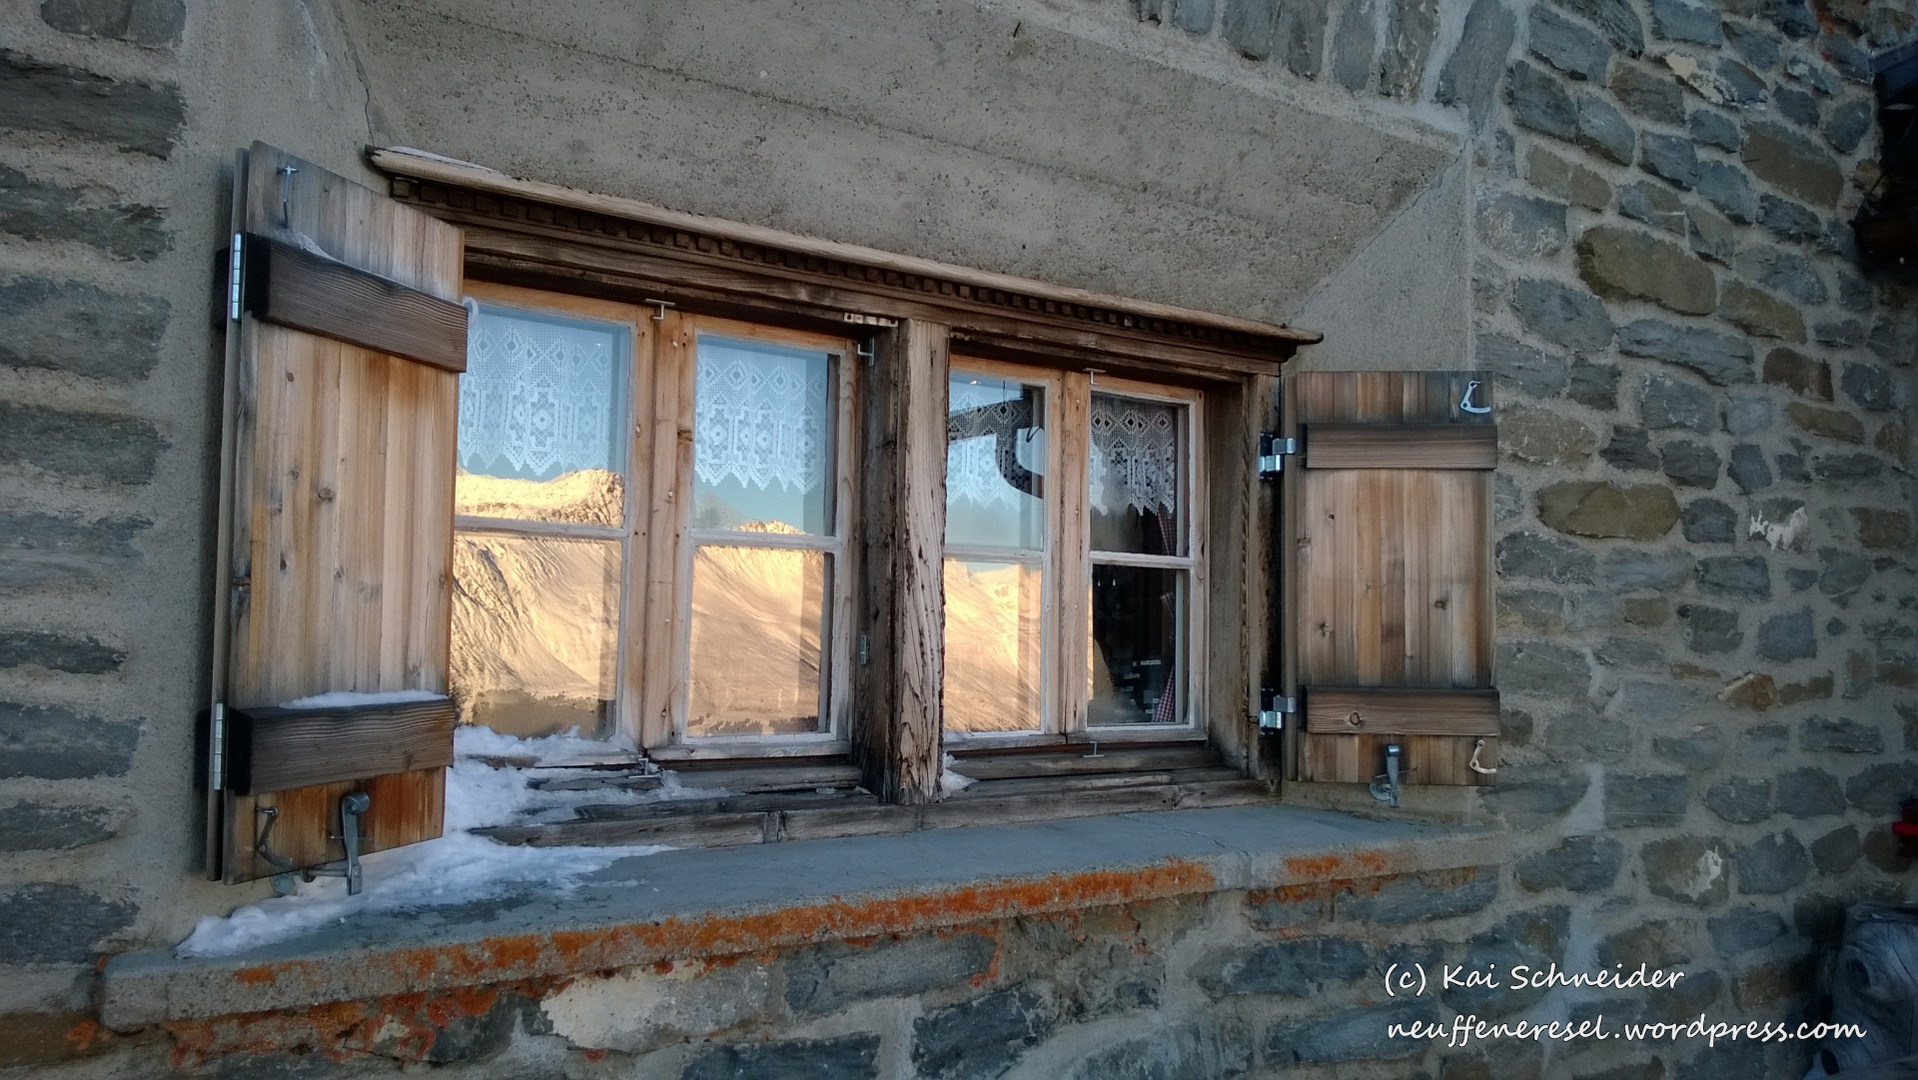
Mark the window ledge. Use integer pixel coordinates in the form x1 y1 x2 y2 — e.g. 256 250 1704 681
102 804 1501 1031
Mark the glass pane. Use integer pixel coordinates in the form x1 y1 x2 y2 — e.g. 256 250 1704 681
943 558 1044 733
1089 393 1183 555
457 304 627 528
449 533 620 738
693 336 834 535
946 375 1046 550
689 544 828 737
1088 565 1184 726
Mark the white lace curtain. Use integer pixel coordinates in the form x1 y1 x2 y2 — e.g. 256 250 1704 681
1090 394 1180 517
459 309 620 480
694 339 830 493
946 380 1043 510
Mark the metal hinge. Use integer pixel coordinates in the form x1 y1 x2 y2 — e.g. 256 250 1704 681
226 233 244 322
1257 432 1298 479
208 702 227 790
1257 688 1296 732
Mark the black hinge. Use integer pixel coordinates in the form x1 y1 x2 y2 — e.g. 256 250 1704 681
1257 432 1298 479
1257 687 1296 731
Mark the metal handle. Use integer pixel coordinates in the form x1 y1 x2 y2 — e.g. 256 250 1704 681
1469 738 1498 775
339 792 369 895
1369 743 1404 808
254 806 294 870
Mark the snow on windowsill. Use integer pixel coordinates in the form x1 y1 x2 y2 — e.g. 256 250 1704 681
175 725 680 959
275 689 449 710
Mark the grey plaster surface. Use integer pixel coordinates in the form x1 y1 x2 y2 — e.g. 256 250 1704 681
101 804 1499 1027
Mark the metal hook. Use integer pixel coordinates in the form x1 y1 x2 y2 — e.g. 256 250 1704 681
1468 738 1498 775
643 298 675 322
255 806 294 870
1459 379 1491 415
277 164 298 226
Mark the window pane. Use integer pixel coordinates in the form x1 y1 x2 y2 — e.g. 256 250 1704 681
946 375 1046 550
1088 565 1184 726
458 304 626 528
943 558 1044 733
450 533 620 738
689 544 828 736
693 336 834 535
1089 393 1182 555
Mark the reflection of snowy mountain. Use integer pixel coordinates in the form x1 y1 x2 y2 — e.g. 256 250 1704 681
455 467 624 527
943 560 1042 732
689 521 825 738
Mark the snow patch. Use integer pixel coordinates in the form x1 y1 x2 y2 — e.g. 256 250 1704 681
941 753 976 794
276 689 447 710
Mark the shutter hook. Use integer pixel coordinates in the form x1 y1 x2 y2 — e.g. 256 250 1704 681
1459 379 1491 415
1369 743 1409 807
277 164 298 226
254 806 294 870
1469 738 1498 775
643 298 675 322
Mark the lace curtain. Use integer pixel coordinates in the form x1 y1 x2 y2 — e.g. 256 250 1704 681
694 338 830 493
1090 394 1180 516
460 308 621 480
946 380 1043 509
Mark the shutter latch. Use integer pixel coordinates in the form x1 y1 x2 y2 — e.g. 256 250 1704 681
1257 432 1298 478
1369 743 1406 808
1257 687 1295 731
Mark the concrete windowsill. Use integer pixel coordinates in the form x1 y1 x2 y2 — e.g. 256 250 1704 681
101 804 1502 1030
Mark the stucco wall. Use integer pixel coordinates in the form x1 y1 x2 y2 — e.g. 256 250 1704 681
1 0 1915 1074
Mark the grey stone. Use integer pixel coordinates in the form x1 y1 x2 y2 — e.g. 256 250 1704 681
1839 363 1897 412
1604 546 1693 588
1690 109 1742 152
1568 358 1618 408
1436 0 1517 126
1511 279 1614 352
788 931 997 1014
1756 609 1816 661
1813 319 1865 348
0 50 182 157
1762 347 1831 399
0 883 137 964
0 629 124 673
1679 604 1743 653
1809 825 1861 875
685 1035 881 1080
1824 98 1872 154
1444 908 1569 1019
1774 85 1818 128
0 512 148 590
1813 453 1883 483
1697 556 1770 599
1597 634 1664 667
1736 832 1811 894
1278 0 1332 77
1652 0 1721 42
1721 393 1773 435
1757 195 1822 245
1867 318 1915 363
1485 766 1589 825
1643 836 1731 904
1516 835 1625 891
1498 640 1592 693
1616 319 1755 385
1695 159 1757 222
1474 259 1509 312
1836 273 1872 314
1659 440 1720 488
0 402 166 485
1174 0 1216 34
1508 60 1577 140
1608 680 1700 725
1749 722 1791 757
0 801 117 851
1602 425 1659 470
1497 531 1596 583
1331 0 1377 90
1266 999 1433 1064
1198 937 1370 997
0 165 168 260
1687 202 1736 264
1737 245 1826 303
1525 146 1612 209
1716 57 1771 105
1743 121 1843 206
1539 481 1680 540
1496 473 1522 524
0 277 169 381
1705 777 1772 823
1817 32 1870 79
1576 92 1637 164
1607 773 1688 827
1856 510 1912 551
1783 401 1862 442
1530 7 1611 80
1222 0 1279 58
912 987 1053 1080
1767 0 1816 38
1618 181 1686 233
1331 867 1500 923
0 701 140 779
1378 0 1441 98
1479 333 1569 398
1501 405 1598 465
1817 548 1870 603
1477 189 1567 260
1680 502 1741 544
1727 444 1773 492
39 0 184 46
1725 21 1781 69
1555 0 1645 52
1640 133 1700 189
1709 908 1787 955
1800 716 1883 754
1774 766 1846 818
1065 1023 1250 1080
1845 763 1917 815
1719 280 1806 341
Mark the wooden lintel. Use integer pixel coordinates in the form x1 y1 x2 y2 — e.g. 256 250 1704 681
244 234 468 372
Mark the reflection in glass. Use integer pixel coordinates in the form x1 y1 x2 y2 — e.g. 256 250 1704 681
457 305 627 528
693 336 833 535
946 375 1046 550
943 558 1044 732
1088 565 1183 725
688 542 828 736
449 533 621 737
1089 394 1182 555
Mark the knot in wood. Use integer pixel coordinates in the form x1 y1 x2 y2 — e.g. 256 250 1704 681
1344 710 1363 728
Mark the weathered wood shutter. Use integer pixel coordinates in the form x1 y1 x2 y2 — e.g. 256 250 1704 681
1280 371 1499 788
206 143 466 882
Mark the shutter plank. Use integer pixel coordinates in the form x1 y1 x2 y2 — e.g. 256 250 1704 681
246 236 468 372
1302 688 1499 736
1304 425 1497 469
230 699 457 794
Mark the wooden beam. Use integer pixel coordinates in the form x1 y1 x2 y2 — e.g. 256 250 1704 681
1301 687 1500 737
228 698 456 794
1303 424 1498 470
244 234 468 372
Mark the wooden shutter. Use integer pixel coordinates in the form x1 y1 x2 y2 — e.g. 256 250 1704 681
206 143 466 882
1280 371 1498 787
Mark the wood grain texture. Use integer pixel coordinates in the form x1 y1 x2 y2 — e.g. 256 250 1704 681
1304 424 1498 470
1301 687 1499 736
894 320 948 802
246 235 468 372
1283 372 1497 787
229 698 456 794
220 143 462 882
